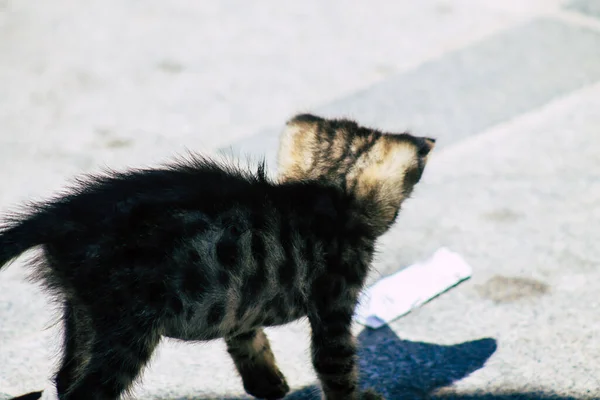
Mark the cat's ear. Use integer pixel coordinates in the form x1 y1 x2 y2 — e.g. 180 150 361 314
418 137 436 157
277 114 323 181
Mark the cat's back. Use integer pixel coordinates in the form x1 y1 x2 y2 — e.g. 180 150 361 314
35 157 275 269
48 157 268 224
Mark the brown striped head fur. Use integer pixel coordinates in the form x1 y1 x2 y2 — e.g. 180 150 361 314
278 113 435 232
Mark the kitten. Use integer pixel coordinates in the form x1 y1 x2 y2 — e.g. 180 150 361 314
0 114 435 400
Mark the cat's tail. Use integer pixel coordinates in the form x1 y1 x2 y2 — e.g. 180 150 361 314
0 208 52 270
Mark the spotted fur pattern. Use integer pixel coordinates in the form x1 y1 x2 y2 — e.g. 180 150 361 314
0 114 435 400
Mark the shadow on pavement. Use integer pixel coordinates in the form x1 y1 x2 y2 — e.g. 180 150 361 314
354 325 497 398
431 393 580 400
6 394 42 400
9 326 578 400
179 325 501 400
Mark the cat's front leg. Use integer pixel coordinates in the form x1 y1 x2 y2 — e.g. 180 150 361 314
307 279 384 400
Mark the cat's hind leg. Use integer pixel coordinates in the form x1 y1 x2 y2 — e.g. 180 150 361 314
60 314 161 400
54 301 93 397
226 328 289 399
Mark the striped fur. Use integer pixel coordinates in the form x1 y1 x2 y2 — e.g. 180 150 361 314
0 114 434 400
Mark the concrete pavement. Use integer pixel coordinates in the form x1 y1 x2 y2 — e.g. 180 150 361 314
1 0 600 399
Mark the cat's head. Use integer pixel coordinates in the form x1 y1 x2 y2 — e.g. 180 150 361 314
278 113 435 234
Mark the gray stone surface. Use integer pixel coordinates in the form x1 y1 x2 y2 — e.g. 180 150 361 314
567 0 600 19
3 1 600 399
0 0 529 177
376 81 600 398
223 17 600 171
6 67 597 400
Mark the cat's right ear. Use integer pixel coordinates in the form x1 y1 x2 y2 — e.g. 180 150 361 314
277 114 323 181
286 113 324 125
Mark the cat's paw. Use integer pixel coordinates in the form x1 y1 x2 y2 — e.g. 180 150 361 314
242 367 290 400
359 388 385 400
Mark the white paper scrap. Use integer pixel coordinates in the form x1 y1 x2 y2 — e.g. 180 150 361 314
354 247 472 329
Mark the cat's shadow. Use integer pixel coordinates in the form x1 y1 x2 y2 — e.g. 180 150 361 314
172 325 500 400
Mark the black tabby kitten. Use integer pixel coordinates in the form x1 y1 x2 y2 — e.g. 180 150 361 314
0 114 435 400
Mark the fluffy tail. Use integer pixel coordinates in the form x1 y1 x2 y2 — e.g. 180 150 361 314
0 211 49 270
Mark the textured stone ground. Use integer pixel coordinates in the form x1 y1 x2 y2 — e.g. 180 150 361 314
1 0 599 399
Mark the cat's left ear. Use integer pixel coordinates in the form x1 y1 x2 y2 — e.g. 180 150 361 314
277 114 323 181
417 137 436 158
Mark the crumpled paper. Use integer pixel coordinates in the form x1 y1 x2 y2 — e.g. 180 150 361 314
354 247 472 329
